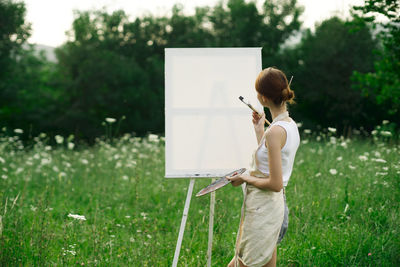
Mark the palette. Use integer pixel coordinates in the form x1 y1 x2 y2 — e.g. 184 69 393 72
195 168 247 197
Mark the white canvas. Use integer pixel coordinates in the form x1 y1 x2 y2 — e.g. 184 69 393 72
165 48 263 178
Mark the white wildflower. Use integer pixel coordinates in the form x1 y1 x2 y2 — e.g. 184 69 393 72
148 134 159 142
371 130 378 135
348 165 356 170
372 158 387 163
359 155 368 161
81 159 88 165
68 142 75 150
328 127 336 133
105 117 116 123
52 166 60 172
67 213 86 221
16 167 24 174
340 141 347 148
45 145 52 151
380 131 392 137
146 234 152 239
41 158 51 165
368 207 373 213
374 151 381 157
301 139 309 144
303 129 311 134
375 172 388 176
14 128 23 134
382 167 389 171
336 156 343 161
329 169 338 175
315 172 321 177
382 120 389 125
130 237 135 242
122 175 129 181
66 250 76 256
0 157 5 164
296 122 303 128
1 175 7 180
55 135 64 144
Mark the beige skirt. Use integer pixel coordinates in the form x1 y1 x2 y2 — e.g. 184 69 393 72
234 169 284 267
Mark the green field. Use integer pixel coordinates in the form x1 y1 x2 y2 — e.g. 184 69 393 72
0 130 399 266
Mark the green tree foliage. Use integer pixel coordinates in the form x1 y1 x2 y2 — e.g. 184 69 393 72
209 0 303 64
351 0 400 116
0 0 61 138
278 17 380 133
55 0 303 141
0 0 30 123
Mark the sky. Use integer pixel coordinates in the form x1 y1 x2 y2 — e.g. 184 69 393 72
24 0 364 47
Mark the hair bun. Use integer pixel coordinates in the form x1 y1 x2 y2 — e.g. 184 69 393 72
282 87 295 104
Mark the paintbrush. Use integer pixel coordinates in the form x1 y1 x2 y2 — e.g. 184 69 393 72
239 96 271 125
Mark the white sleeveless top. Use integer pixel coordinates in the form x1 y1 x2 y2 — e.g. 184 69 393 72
255 118 300 187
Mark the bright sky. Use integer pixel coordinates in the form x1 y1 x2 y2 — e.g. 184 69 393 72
25 0 364 47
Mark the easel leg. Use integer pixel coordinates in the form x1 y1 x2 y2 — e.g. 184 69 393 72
207 178 216 267
172 178 195 267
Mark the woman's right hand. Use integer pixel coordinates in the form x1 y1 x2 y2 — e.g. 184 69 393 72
252 111 265 132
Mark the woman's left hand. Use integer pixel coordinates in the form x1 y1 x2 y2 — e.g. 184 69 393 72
226 173 247 187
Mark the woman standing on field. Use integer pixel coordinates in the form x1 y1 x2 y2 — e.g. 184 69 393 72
226 67 300 267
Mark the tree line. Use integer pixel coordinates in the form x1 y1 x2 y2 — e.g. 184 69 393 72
0 0 398 144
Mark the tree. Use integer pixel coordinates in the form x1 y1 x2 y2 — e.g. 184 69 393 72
351 0 400 117
278 17 380 133
54 1 303 142
0 0 31 126
209 0 303 65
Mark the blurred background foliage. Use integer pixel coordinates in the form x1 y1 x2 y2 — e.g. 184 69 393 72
0 0 399 144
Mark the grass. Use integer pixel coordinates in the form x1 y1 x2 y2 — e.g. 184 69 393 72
0 129 399 266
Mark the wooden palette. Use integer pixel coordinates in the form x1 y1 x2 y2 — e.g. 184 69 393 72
195 168 246 197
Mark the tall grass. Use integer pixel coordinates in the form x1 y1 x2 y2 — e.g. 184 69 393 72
0 127 399 266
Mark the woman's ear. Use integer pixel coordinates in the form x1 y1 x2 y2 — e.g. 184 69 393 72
262 95 269 106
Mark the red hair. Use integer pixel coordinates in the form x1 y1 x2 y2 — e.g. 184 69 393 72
255 67 295 105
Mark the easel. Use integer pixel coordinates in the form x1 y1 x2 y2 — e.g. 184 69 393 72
172 178 216 267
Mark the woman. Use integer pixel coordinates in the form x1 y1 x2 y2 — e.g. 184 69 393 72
226 67 300 267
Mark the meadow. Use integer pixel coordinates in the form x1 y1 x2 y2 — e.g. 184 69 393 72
0 125 399 266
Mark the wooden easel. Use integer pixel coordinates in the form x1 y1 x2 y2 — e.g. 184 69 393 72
172 178 216 267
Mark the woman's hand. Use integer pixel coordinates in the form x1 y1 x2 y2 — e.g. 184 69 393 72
252 111 265 132
226 173 247 187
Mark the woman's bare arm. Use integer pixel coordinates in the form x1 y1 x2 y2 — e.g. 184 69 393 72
253 111 266 145
243 125 285 192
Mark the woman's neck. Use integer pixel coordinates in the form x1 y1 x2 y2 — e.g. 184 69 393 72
269 104 287 121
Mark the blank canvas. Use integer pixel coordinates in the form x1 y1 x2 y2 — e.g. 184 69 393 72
165 48 263 178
